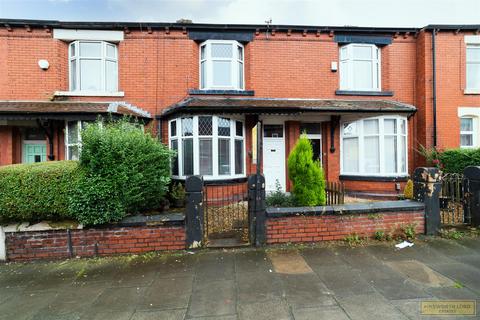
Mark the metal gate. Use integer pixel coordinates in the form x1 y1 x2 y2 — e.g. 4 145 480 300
203 182 249 247
440 173 471 225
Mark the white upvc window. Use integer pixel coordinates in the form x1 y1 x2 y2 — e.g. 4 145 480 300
460 116 476 148
169 115 246 180
341 116 407 176
65 120 91 160
339 43 381 91
466 44 480 93
69 40 118 93
200 40 244 90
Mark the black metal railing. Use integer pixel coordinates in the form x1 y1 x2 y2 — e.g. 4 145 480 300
440 173 466 225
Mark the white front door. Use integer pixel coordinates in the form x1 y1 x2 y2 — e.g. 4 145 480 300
263 124 286 192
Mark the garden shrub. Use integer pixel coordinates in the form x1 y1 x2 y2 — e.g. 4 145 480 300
0 161 80 222
437 148 480 174
69 119 172 225
287 134 326 206
266 180 296 207
403 179 414 199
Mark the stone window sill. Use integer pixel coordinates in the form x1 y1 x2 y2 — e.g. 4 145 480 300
189 89 254 96
464 89 480 95
54 91 125 97
335 90 394 96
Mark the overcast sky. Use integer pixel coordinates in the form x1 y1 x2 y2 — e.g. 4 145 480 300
0 0 479 27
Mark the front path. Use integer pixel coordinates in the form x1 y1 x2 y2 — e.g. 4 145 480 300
0 237 479 320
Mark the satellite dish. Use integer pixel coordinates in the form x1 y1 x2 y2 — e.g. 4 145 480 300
38 59 49 70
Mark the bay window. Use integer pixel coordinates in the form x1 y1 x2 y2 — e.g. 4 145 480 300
69 40 118 92
200 40 244 90
169 116 245 179
466 44 480 92
341 116 407 176
340 44 381 91
65 120 91 160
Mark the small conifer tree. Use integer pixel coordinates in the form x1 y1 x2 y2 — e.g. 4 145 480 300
287 134 326 206
404 179 414 199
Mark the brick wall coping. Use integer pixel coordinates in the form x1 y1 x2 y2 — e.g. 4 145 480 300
2 213 185 234
266 200 424 218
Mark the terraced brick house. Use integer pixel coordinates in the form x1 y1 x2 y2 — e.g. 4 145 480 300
0 19 479 198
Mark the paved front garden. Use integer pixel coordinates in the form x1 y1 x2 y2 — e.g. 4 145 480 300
1 236 479 320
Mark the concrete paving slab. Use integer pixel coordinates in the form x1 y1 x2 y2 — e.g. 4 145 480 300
427 238 476 257
300 247 344 266
278 273 335 308
426 262 480 293
195 252 235 281
234 250 272 274
238 298 291 320
188 279 236 317
426 286 480 300
308 262 375 297
91 286 147 312
0 287 24 304
385 260 454 288
292 306 350 320
457 237 480 251
335 246 432 300
0 291 58 320
138 276 192 310
81 311 134 320
337 293 409 320
189 315 237 320
268 250 313 274
130 309 186 320
236 271 283 304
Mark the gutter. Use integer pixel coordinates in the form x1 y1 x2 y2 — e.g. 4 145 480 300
432 29 437 147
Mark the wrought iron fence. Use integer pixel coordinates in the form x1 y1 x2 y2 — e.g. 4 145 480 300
326 181 345 205
440 173 466 225
203 182 249 246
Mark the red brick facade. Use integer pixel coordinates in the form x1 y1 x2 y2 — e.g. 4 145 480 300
266 211 425 244
1 21 479 196
5 225 185 261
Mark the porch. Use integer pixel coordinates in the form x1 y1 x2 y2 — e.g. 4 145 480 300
0 101 151 166
161 97 416 198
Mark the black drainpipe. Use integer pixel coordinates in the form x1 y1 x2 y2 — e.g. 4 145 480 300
432 29 437 148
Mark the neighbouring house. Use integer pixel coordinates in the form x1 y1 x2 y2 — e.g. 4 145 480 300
0 19 479 198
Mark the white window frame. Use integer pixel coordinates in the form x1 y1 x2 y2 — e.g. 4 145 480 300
340 115 408 177
460 116 477 148
69 40 118 93
65 120 84 160
300 123 322 164
199 40 245 90
339 43 381 91
466 44 480 94
169 115 246 180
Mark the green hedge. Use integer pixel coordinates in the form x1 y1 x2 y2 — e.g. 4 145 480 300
438 148 480 174
0 161 80 223
69 120 172 225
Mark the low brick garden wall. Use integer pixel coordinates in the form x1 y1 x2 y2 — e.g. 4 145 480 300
266 200 425 244
4 213 185 262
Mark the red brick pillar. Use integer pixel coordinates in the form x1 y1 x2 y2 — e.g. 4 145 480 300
285 121 300 192
0 127 14 166
324 119 341 183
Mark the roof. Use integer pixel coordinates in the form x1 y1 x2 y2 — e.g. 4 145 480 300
0 18 419 34
0 101 152 121
159 97 416 118
2 19 479 33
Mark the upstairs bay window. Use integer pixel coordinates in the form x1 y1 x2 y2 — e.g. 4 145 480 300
340 44 381 91
69 41 118 93
466 44 480 93
169 116 245 179
341 116 407 176
200 40 244 90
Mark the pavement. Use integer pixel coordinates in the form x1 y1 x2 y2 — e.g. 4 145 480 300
0 236 479 320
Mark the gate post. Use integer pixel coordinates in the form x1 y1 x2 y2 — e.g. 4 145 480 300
413 167 442 235
248 174 266 246
464 166 480 227
185 176 204 249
